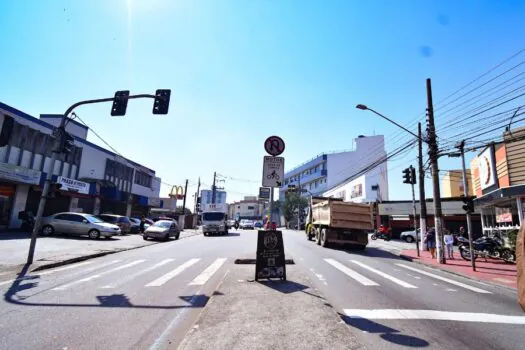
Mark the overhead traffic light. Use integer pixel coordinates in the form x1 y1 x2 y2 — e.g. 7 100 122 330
153 89 171 115
0 114 14 147
195 197 201 212
462 196 474 214
410 167 416 185
111 90 130 116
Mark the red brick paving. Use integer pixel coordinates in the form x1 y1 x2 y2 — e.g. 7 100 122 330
401 249 517 289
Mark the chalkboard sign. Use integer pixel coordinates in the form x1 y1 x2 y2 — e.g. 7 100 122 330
255 230 286 281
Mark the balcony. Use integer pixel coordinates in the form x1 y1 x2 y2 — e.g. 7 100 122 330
283 169 327 189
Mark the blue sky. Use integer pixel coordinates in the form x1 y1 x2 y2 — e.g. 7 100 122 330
1 0 524 207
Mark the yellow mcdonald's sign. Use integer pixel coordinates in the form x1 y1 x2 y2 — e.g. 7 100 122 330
169 185 184 199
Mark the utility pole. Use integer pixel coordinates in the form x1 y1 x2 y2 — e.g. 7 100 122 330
426 78 446 264
194 177 201 213
410 166 420 257
182 179 188 213
212 172 217 204
418 122 427 249
458 140 476 271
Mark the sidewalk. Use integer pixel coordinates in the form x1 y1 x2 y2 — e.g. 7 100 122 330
178 265 364 350
400 249 517 289
0 229 202 274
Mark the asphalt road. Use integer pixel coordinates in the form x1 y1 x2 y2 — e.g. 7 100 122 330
0 228 523 349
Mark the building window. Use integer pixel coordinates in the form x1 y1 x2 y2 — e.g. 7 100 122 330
315 165 320 172
247 206 255 210
285 179 289 185
315 181 319 188
134 171 152 188
309 183 313 190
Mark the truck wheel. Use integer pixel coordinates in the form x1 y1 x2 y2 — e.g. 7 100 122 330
320 228 328 247
314 228 321 246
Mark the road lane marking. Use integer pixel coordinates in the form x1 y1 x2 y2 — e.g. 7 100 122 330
350 260 417 289
52 260 145 290
0 260 118 287
145 258 200 287
446 288 457 292
100 259 175 289
396 264 491 294
324 259 378 286
37 260 97 275
310 268 328 285
343 309 525 324
188 258 226 286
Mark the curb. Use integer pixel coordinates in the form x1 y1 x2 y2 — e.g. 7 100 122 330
31 231 202 272
398 253 517 292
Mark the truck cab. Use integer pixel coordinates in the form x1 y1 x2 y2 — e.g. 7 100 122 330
201 203 228 236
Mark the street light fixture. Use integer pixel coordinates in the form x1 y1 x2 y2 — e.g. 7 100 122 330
355 104 423 141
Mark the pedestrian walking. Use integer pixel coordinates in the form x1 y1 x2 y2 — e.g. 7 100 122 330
139 215 146 233
444 229 454 259
424 228 437 259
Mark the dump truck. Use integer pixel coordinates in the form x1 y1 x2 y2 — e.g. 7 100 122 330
305 196 373 250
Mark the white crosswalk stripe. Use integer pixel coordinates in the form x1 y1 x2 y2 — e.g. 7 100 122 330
145 258 200 287
100 259 175 289
324 258 378 286
0 260 118 287
189 258 226 286
52 260 146 290
396 263 492 294
350 260 417 289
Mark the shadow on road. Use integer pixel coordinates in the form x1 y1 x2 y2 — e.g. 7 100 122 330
0 231 31 241
38 234 123 241
258 279 308 294
3 264 211 310
339 313 430 347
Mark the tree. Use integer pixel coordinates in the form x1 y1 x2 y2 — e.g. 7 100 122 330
282 193 308 224
177 206 192 215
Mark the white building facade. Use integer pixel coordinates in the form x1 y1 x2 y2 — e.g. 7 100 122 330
0 102 162 229
279 135 388 202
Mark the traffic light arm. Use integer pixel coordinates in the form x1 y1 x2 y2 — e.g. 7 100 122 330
63 93 163 121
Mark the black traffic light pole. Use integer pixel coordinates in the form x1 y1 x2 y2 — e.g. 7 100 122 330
27 92 170 265
404 166 420 256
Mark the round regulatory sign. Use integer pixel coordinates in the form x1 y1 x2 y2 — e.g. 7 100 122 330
264 136 285 156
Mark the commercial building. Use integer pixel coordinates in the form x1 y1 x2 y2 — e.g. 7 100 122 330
441 170 474 197
228 196 266 220
377 198 481 238
200 189 227 206
470 127 525 237
0 102 162 229
279 135 388 201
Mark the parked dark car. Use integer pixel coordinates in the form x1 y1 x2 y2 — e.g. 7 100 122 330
96 214 132 235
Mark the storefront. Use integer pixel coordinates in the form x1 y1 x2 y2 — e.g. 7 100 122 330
130 194 150 218
0 162 42 229
470 130 525 241
25 175 94 217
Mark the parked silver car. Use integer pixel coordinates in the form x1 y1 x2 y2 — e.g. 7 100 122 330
143 220 180 241
40 212 121 239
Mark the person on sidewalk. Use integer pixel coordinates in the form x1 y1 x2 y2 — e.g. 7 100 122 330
139 215 146 233
424 228 436 259
444 230 454 259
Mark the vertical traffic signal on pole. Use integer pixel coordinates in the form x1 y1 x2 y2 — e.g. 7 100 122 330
61 132 75 154
49 183 63 198
111 90 130 116
461 196 474 214
410 166 416 185
153 89 171 115
402 168 411 184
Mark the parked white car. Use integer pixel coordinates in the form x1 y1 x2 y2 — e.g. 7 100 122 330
400 228 421 243
239 220 255 230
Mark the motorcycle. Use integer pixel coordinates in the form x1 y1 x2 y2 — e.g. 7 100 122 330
457 233 516 264
371 230 391 241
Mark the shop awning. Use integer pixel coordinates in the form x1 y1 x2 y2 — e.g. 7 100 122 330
473 185 525 207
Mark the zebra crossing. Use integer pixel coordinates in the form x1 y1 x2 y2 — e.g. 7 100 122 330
1 257 229 293
322 258 492 294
